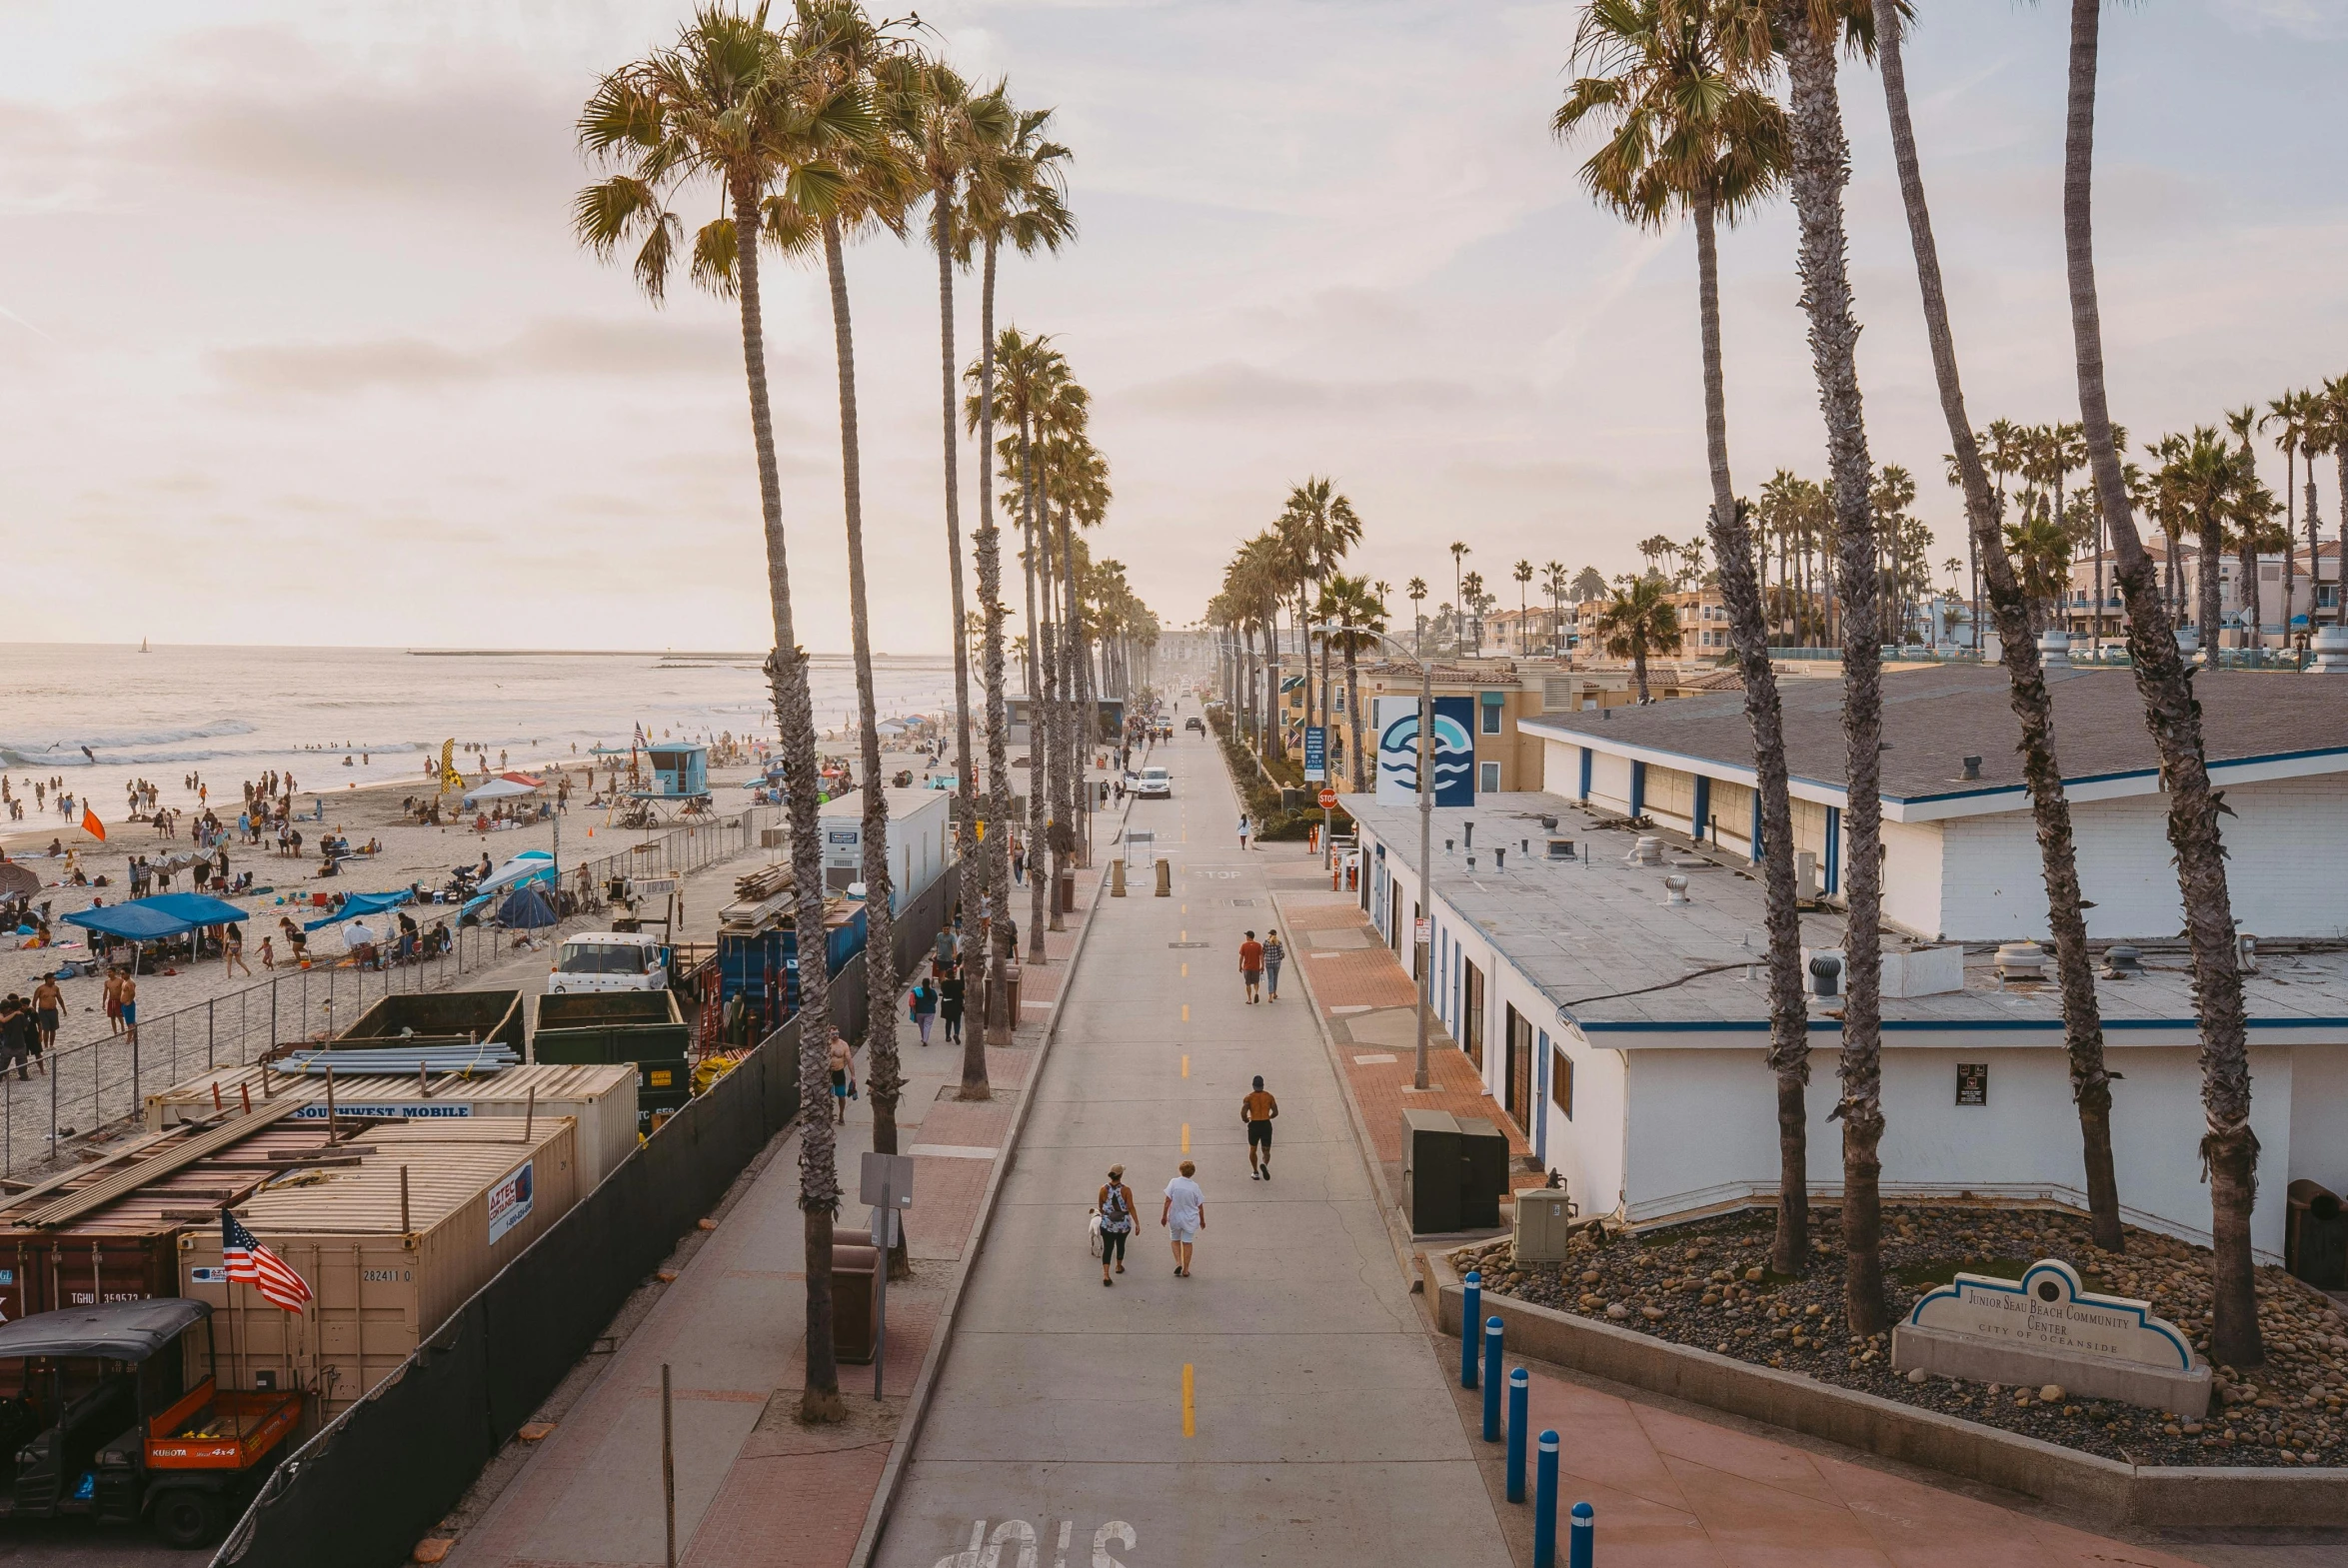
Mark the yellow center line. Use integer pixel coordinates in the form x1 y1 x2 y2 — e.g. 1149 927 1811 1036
1180 1122 1190 1154
1181 1363 1195 1437
1180 930 1186 941
1180 1054 1189 1078
1180 1003 1188 1022
1179 961 1188 978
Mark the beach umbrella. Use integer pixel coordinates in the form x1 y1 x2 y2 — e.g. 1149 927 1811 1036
338 920 382 952
497 886 558 929
476 849 555 896
0 864 39 899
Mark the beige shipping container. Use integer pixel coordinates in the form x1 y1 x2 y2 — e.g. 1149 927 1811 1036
179 1117 579 1425
146 1062 639 1190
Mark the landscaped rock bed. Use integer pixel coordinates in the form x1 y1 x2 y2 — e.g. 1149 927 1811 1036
1453 1203 2348 1468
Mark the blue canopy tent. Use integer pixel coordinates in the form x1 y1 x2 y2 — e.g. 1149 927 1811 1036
62 892 248 942
496 886 558 930
303 889 414 932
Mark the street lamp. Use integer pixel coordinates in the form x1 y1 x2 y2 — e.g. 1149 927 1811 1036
1315 621 1436 1091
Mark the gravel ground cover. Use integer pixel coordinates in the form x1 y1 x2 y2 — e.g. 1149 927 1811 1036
1453 1203 2348 1468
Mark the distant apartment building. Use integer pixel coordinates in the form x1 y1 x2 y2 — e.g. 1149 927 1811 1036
2060 538 2344 649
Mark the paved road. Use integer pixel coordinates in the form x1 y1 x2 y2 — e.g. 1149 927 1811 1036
878 722 1509 1568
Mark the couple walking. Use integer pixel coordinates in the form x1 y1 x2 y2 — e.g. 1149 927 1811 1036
1095 1161 1206 1285
1237 928 1283 1004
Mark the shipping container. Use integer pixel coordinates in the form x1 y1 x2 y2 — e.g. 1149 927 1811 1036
716 893 866 1039
179 1117 579 1425
143 1063 639 1190
330 989 525 1053
531 989 690 1064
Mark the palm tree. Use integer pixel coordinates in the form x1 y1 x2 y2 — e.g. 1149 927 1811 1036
1541 561 1568 652
1314 575 1387 790
2064 0 2260 1368
1406 577 1428 653
1511 560 1535 653
1557 0 1810 1273
2321 375 2348 625
574 1 867 1423
1448 542 1471 653
1590 577 1678 703
897 58 1012 977
775 0 927 1285
2262 390 2315 648
1773 0 1891 1334
1871 0 2121 1249
1276 478 1364 758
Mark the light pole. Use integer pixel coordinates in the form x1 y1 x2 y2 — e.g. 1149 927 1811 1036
1316 622 1435 1091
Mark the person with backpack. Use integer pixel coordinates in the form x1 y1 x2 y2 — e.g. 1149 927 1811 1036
909 975 940 1047
1097 1164 1137 1286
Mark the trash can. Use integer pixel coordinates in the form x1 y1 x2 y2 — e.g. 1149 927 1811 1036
2287 1179 2347 1289
1055 866 1077 916
1005 963 1023 1022
833 1242 882 1363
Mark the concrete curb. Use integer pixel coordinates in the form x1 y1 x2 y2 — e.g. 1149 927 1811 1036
1265 883 1422 1290
849 797 1133 1568
1421 1251 2348 1529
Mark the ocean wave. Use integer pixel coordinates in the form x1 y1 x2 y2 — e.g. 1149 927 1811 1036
2 739 423 769
0 719 256 755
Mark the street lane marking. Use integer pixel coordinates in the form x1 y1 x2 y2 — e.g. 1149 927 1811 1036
1179 962 1188 977
1180 1054 1188 1078
1180 1004 1188 1022
1181 1364 1195 1437
1180 1123 1189 1153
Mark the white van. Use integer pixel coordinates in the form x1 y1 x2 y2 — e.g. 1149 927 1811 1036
1136 767 1173 798
547 931 669 994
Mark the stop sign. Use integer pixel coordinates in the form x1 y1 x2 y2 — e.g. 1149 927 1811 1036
1317 787 1337 809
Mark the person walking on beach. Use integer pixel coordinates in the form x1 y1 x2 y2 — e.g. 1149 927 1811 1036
118 972 137 1048
1097 1164 1136 1286
1162 1161 1204 1277
0 997 29 1082
828 1033 856 1123
1242 1075 1279 1181
258 934 276 969
1238 930 1263 1005
31 976 59 1068
224 921 252 977
1236 812 1251 851
909 975 939 1047
939 962 965 1046
103 968 123 1035
1261 929 1285 1002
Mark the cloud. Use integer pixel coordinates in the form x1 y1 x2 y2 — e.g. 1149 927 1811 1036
205 316 754 395
1121 361 1477 418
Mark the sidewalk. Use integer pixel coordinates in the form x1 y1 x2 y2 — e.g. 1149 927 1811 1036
435 839 1114 1568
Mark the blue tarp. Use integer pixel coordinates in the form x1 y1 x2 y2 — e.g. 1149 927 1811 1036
62 892 249 941
304 889 414 932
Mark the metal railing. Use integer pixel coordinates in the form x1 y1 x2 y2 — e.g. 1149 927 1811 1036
6 806 783 1180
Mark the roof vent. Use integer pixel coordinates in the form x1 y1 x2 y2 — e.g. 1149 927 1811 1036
1538 814 1558 831
1494 846 1507 871
1807 952 1842 997
1662 873 1690 906
1462 820 1475 847
1961 756 1982 782
2238 933 2258 974
1546 837 1575 860
2101 944 2142 979
1995 942 2046 982
1624 836 1664 867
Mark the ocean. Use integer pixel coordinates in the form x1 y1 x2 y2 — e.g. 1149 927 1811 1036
0 644 961 815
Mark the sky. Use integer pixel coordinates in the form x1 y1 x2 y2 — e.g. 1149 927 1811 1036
1 0 2343 653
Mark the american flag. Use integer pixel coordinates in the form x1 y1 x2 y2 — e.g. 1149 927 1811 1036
223 1213 313 1312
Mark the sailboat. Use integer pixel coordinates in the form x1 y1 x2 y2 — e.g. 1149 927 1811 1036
138 637 149 654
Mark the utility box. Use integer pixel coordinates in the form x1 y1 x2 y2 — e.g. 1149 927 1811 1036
1454 1116 1509 1230
832 1242 882 1363
1513 1187 1579 1263
1401 1109 1463 1234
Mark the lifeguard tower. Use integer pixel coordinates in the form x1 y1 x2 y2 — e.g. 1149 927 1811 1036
615 743 713 826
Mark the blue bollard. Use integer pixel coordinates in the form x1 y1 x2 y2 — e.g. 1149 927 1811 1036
1532 1431 1559 1568
1506 1367 1529 1502
1568 1500 1594 1568
1461 1272 1481 1388
1481 1316 1504 1440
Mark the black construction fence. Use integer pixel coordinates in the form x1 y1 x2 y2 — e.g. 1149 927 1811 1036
212 863 957 1568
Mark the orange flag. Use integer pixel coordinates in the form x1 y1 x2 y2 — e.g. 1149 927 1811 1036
81 806 105 842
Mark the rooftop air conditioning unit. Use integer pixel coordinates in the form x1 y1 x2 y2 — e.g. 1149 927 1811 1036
1625 835 1663 867
1995 942 2046 982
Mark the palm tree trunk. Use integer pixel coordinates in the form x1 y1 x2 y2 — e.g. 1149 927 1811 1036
1692 190 1811 1275
974 248 1011 1072
1874 0 2120 1249
727 180 841 1424
1058 494 1087 872
2308 467 2324 630
2199 509 2224 655
1029 455 1059 948
1344 639 1365 792
1778 0 1887 1336
1018 427 1049 961
819 223 906 1271
2065 0 2260 1365
1630 646 1648 706
932 185 979 960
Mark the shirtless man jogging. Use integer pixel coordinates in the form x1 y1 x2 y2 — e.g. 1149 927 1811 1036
1241 1075 1278 1181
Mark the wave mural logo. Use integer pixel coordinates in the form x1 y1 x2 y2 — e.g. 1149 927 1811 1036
1373 696 1475 806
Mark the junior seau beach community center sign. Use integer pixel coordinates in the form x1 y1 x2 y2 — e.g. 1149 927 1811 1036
1890 1257 2209 1413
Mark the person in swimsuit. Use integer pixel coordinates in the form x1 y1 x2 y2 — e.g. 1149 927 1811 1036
1242 1075 1278 1181
31 976 60 1068
828 1033 855 1123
